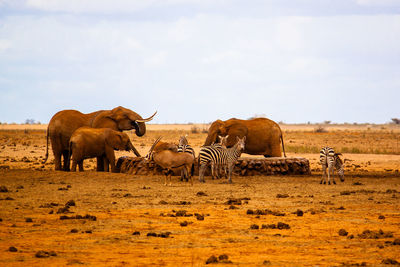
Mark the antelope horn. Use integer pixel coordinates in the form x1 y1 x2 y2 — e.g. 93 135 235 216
148 136 162 155
136 111 157 123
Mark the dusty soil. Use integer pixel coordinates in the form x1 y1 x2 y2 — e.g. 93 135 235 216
0 125 400 266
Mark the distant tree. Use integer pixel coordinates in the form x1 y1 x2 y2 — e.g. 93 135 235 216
25 119 36 124
324 120 331 124
391 118 400 125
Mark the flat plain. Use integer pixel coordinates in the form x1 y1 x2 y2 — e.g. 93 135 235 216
0 124 399 266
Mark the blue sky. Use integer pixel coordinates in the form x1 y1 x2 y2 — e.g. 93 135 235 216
0 0 399 124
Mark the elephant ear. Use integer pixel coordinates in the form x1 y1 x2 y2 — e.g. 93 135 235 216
106 131 124 150
226 123 248 147
108 107 126 122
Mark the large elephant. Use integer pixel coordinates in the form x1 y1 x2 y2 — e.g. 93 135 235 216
43 106 156 171
69 127 136 172
204 118 286 157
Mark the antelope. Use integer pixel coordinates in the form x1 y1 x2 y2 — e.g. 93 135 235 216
147 137 195 186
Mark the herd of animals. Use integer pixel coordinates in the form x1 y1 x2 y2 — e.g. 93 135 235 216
42 106 345 185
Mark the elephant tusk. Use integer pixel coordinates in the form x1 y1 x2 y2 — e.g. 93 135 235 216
136 111 157 123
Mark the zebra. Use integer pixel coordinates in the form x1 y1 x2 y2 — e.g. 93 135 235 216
177 135 195 181
319 146 345 185
198 136 246 184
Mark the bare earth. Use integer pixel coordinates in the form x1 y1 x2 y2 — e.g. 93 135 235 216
0 124 399 266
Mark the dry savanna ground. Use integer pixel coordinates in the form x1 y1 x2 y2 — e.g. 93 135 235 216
0 124 400 266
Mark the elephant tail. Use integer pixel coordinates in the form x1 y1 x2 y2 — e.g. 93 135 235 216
42 126 50 164
281 133 287 158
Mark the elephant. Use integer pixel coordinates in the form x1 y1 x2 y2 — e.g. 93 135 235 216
43 106 156 171
69 127 137 172
204 118 286 157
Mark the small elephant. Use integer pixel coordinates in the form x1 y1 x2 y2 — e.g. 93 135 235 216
44 106 156 171
69 127 138 172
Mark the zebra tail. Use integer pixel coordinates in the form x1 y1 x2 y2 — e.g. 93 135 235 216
191 162 195 177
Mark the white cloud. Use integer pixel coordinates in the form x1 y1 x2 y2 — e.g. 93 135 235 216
0 39 12 52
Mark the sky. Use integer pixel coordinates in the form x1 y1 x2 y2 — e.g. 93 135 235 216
0 0 399 124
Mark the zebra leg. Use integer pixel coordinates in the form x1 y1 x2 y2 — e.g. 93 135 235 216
320 165 326 184
327 165 332 185
198 163 207 183
332 168 336 184
227 164 233 184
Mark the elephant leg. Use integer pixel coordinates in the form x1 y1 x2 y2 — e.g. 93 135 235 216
71 160 77 172
53 150 62 171
96 156 105 171
105 148 116 173
78 160 84 171
104 157 110 172
62 150 70 171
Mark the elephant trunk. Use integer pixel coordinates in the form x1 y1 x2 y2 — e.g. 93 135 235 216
129 142 141 157
133 121 146 137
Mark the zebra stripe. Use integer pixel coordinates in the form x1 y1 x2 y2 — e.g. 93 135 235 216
199 136 245 183
320 146 344 185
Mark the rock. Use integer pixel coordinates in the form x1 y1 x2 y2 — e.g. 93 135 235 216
296 209 303 216
206 255 218 264
277 222 290 229
338 229 348 236
132 231 140 235
25 217 33 223
70 229 79 233
9 246 18 252
276 194 289 198
0 186 8 192
250 224 259 229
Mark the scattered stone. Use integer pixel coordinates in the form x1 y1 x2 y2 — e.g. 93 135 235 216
70 229 79 233
85 230 92 234
147 232 157 237
393 239 400 245
180 221 189 227
381 258 400 265
263 260 272 265
218 254 229 261
277 222 290 229
195 213 204 221
353 182 363 185
338 229 348 236
228 205 238 210
276 194 289 198
59 214 97 221
206 255 218 264
247 209 254 215
57 206 70 214
25 218 33 223
0 185 8 192
159 200 168 205
378 215 385 220
262 224 276 229
9 246 18 252
347 234 354 239
132 231 140 235
16 185 24 189
250 224 259 229
295 209 303 216
358 229 393 239
340 191 355 195
196 191 207 196
65 200 76 207
35 250 57 258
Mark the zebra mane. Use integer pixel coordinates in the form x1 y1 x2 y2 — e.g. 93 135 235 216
334 153 343 165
